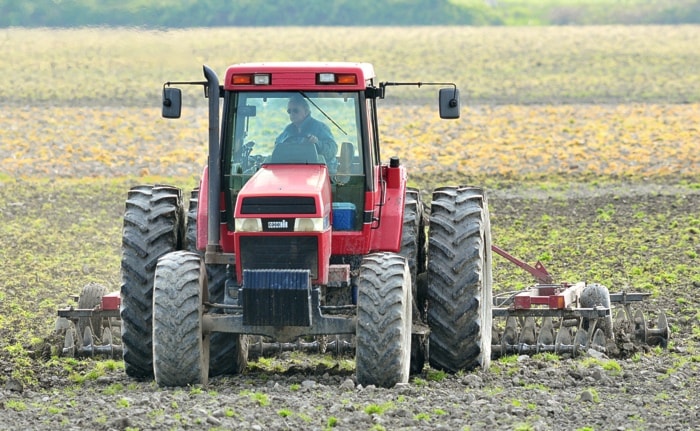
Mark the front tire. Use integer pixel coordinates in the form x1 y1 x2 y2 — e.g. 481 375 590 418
356 253 412 388
427 186 493 373
120 185 184 379
152 251 209 387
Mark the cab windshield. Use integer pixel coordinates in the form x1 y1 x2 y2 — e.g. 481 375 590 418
226 91 362 179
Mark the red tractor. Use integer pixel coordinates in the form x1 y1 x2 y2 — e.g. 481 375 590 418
115 62 493 388
58 62 666 387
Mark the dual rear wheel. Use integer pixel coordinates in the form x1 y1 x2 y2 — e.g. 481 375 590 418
120 185 246 382
370 186 493 384
120 185 184 379
426 186 493 373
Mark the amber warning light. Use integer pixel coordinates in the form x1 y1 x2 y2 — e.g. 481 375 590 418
317 73 357 85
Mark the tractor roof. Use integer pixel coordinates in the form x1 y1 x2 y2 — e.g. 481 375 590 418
223 62 376 91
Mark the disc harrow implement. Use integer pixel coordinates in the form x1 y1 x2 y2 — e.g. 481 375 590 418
57 251 668 362
490 246 668 359
55 285 123 359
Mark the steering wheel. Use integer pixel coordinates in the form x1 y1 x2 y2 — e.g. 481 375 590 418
280 135 314 147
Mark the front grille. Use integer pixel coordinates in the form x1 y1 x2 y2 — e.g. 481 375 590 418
242 269 312 327
240 236 319 279
241 196 316 214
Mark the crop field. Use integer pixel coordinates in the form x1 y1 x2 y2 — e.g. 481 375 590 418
0 25 699 401
2 26 700 105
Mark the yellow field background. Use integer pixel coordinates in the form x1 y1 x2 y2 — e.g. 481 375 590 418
1 27 699 186
1 104 698 186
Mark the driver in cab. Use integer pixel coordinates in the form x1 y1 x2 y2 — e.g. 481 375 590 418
275 95 338 174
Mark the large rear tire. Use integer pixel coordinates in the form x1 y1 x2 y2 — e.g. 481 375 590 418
400 188 422 290
120 185 184 379
206 268 248 377
401 188 428 303
153 251 208 387
186 189 248 376
356 252 412 388
427 186 493 373
400 188 429 374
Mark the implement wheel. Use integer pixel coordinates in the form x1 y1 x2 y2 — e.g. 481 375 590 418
427 186 493 373
120 185 184 379
356 252 412 388
77 282 107 341
580 283 614 340
153 251 208 387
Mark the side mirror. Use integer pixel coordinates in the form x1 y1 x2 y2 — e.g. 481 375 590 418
162 87 182 119
439 87 460 119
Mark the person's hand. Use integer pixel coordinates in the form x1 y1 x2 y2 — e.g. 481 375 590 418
306 134 318 145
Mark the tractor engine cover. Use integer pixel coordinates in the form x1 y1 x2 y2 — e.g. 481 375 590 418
242 269 312 327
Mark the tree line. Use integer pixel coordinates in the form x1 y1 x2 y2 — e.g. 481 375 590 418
0 0 498 27
1 0 698 27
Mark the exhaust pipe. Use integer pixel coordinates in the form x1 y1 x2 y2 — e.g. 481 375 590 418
203 65 221 252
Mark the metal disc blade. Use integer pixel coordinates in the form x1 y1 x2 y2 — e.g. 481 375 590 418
555 327 572 354
64 330 74 349
657 312 668 333
591 328 607 351
503 317 518 345
492 321 502 345
634 309 647 343
614 308 627 324
102 327 113 345
649 312 669 347
55 317 71 332
502 324 518 346
82 326 94 348
537 317 555 347
63 330 76 358
573 328 588 357
519 316 537 345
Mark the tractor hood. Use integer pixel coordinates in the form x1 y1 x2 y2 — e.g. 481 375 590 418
234 164 332 223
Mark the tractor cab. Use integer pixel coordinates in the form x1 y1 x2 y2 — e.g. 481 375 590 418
163 62 460 285
217 64 390 285
222 89 367 235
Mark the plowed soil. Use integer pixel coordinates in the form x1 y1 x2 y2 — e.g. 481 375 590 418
1 174 698 430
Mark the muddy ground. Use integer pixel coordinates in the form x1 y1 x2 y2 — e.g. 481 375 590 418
0 178 698 430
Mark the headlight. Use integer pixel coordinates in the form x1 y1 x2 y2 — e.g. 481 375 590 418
294 217 326 232
235 218 262 232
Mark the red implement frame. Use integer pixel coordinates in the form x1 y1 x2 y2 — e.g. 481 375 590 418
492 245 586 313
491 245 553 284
511 282 584 310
